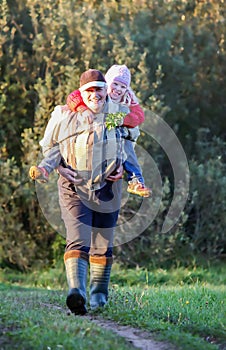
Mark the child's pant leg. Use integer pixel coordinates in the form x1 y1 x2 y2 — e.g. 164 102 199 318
123 139 144 182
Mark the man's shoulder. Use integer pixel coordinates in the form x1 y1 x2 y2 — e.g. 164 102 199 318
53 104 75 114
51 105 78 121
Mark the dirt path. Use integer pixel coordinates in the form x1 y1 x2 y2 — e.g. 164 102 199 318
87 315 176 350
41 302 176 350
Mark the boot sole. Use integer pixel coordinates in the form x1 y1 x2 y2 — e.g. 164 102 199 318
66 289 87 315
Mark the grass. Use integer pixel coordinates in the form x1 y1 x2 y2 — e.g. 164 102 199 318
0 284 132 350
104 284 225 350
0 263 225 350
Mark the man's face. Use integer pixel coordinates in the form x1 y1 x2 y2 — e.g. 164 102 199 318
108 80 127 103
81 86 107 113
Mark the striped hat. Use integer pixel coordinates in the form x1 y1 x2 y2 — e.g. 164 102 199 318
105 65 131 87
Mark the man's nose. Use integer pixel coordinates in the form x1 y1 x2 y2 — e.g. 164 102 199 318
91 91 98 97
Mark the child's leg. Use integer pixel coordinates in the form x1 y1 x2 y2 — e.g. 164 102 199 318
123 140 151 198
123 139 144 183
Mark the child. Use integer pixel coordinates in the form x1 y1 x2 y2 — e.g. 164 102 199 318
104 65 151 197
29 65 151 197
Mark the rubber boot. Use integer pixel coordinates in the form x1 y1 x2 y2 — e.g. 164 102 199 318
89 256 113 310
64 250 89 315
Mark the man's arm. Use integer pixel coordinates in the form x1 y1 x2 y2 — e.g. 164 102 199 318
39 106 63 156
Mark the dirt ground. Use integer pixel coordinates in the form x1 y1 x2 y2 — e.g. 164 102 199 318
87 315 176 350
41 302 177 350
0 314 176 350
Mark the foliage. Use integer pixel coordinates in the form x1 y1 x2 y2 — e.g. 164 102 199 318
105 112 126 130
0 0 225 269
0 158 57 271
117 134 226 267
187 134 226 258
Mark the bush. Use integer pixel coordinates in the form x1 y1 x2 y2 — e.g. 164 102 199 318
187 135 226 258
0 158 56 270
1 0 225 269
115 134 226 267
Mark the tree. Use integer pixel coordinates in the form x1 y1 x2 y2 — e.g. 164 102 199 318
0 0 225 269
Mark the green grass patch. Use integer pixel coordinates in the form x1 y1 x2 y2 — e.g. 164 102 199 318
0 284 132 350
0 263 225 350
103 284 225 350
1 262 225 289
111 263 226 287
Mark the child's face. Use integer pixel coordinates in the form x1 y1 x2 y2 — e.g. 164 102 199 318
109 80 127 103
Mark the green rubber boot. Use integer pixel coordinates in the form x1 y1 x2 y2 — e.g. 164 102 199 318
89 256 113 310
64 250 89 315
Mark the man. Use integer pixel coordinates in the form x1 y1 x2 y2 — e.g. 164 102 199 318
40 69 125 315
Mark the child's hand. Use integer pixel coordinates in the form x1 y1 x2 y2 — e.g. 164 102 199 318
122 88 139 106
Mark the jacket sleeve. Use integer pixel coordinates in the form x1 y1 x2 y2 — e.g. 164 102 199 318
67 89 88 112
39 106 63 156
122 104 145 128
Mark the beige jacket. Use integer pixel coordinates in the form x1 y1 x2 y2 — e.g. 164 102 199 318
40 99 128 190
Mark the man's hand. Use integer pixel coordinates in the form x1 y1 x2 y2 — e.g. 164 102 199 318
57 165 83 185
106 165 123 182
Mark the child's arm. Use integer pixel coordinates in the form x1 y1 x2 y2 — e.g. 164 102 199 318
67 89 87 112
67 89 94 123
123 104 145 128
121 88 145 128
66 88 144 128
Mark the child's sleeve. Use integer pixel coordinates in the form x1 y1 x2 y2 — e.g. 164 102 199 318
67 89 88 112
123 104 145 128
120 88 145 128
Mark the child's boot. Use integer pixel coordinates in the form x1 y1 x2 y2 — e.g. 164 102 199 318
127 175 152 197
